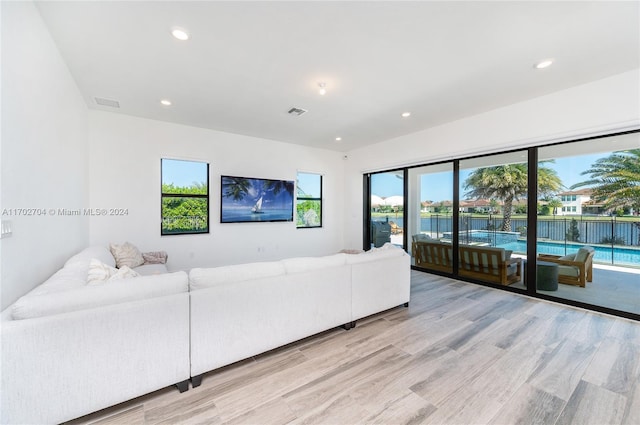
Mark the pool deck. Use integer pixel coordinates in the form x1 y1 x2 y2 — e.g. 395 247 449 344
511 260 640 315
402 231 640 315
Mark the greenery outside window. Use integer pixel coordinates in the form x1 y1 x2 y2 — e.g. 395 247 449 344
161 158 209 235
297 172 322 228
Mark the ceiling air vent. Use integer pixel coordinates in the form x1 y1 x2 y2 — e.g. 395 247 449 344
94 97 120 108
287 107 308 116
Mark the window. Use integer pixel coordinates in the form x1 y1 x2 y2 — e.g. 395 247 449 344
161 158 209 235
296 172 322 228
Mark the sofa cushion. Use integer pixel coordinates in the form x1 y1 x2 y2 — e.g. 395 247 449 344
109 242 145 268
65 246 115 269
412 234 433 242
12 271 188 320
134 264 169 275
575 246 594 263
189 261 286 290
282 254 347 274
558 253 577 261
558 265 580 277
28 265 87 296
346 245 406 265
460 245 506 267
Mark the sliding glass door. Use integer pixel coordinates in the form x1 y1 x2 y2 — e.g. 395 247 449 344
407 163 454 273
458 151 529 289
537 132 640 315
364 131 639 320
370 171 405 250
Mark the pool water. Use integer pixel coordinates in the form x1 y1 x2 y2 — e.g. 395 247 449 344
443 230 519 246
499 239 640 267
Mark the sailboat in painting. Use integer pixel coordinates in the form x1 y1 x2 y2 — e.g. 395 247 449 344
251 196 264 214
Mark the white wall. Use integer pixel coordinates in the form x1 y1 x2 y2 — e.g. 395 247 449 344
0 2 89 310
88 111 346 270
344 70 640 249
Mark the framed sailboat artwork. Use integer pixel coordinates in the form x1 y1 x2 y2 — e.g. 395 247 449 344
220 175 294 223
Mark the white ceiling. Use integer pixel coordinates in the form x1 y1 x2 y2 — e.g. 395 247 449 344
35 1 639 152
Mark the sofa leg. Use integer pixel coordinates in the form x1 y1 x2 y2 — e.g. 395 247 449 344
191 374 203 388
342 322 351 330
350 321 357 329
404 302 409 308
175 379 189 393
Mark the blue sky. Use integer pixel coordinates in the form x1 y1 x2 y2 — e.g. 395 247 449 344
162 159 208 187
163 153 609 201
297 173 321 197
372 153 608 201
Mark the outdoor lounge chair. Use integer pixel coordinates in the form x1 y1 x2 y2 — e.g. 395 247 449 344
389 221 403 235
537 246 595 287
458 244 521 286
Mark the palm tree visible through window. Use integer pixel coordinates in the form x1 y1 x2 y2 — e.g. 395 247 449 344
571 149 640 214
463 162 562 232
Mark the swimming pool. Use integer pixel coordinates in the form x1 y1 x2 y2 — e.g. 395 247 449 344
499 239 640 267
442 230 519 246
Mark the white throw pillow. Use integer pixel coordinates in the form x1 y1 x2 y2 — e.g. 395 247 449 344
109 242 145 268
87 258 140 285
109 266 140 280
87 258 118 284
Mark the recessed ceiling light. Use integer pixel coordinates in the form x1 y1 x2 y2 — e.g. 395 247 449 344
534 59 553 69
318 82 327 96
401 112 411 118
171 28 190 41
160 99 172 106
335 137 342 142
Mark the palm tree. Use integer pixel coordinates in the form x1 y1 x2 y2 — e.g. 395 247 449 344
464 162 562 231
571 149 640 213
489 199 500 214
264 180 294 197
222 177 251 201
547 198 563 215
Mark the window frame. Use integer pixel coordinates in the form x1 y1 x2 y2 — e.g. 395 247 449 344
160 158 210 236
296 172 323 229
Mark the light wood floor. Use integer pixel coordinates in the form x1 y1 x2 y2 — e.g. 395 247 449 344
68 271 640 425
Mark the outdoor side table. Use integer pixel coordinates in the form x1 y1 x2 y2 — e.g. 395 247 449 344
523 260 559 291
536 260 559 291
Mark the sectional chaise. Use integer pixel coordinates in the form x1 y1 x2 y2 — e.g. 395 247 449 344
0 244 410 424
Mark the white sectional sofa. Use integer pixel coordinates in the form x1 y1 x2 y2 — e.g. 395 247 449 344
0 246 191 425
188 244 410 385
1 243 410 423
